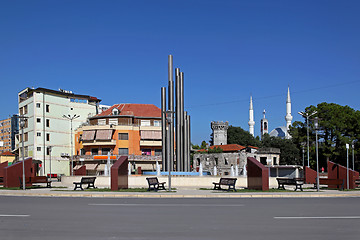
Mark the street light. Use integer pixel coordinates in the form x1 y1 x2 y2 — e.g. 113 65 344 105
48 146 52 181
352 140 355 171
165 110 174 191
314 117 320 192
298 110 317 168
62 114 80 176
19 115 28 190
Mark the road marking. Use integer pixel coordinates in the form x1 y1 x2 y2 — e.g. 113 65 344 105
0 215 30 217
89 203 244 207
274 216 360 219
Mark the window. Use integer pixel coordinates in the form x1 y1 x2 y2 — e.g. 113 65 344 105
98 119 106 125
101 148 111 155
224 158 228 165
80 148 86 155
141 149 151 156
91 148 98 155
46 147 50 156
37 118 41 123
154 149 162 156
24 132 28 142
154 120 161 127
109 118 118 125
36 103 41 108
37 147 41 152
24 105 28 114
37 132 41 137
118 148 129 155
140 120 151 126
118 133 128 140
24 146 28 157
46 104 50 113
46 133 50 141
46 119 50 127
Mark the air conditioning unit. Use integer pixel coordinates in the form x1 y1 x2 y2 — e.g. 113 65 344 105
61 153 70 158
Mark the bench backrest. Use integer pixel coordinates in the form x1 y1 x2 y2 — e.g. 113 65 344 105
219 178 237 185
277 178 298 184
146 177 159 185
81 177 96 184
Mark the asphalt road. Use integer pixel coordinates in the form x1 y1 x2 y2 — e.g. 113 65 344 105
0 196 359 240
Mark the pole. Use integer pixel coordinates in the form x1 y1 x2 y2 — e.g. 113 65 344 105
49 146 52 181
168 55 174 172
302 145 305 167
352 141 355 171
161 87 167 171
346 143 349 190
315 127 319 192
166 115 171 191
175 68 181 171
63 114 80 176
21 118 25 190
306 116 310 167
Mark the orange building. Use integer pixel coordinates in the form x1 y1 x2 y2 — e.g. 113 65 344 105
74 103 162 173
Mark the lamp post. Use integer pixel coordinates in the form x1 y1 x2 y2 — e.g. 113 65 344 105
62 114 80 176
165 110 174 191
298 111 317 167
48 146 52 181
352 140 355 171
314 117 319 192
19 115 28 190
346 143 349 190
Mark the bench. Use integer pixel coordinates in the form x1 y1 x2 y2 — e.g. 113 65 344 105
213 178 237 191
276 178 303 191
73 177 97 190
146 177 166 191
19 176 51 189
47 173 63 182
314 178 344 190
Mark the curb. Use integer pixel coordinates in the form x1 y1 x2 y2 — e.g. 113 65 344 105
1 191 360 198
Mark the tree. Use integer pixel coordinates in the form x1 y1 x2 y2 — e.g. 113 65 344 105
290 102 360 170
227 126 261 147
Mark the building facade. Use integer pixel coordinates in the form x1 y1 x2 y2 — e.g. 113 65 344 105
0 115 18 154
74 103 163 174
18 87 101 176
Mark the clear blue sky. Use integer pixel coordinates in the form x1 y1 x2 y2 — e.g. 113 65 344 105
1 0 360 144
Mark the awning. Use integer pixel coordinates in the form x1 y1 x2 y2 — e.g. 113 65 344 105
140 130 162 140
73 165 84 170
96 130 113 140
85 163 98 170
82 130 96 141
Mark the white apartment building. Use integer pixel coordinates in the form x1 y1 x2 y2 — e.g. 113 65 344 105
18 87 101 176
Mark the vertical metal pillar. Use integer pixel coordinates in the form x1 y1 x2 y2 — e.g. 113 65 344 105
180 72 185 171
161 87 167 171
184 111 188 172
168 55 174 171
175 68 181 171
187 114 191 172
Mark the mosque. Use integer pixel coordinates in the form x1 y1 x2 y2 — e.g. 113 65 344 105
248 87 293 139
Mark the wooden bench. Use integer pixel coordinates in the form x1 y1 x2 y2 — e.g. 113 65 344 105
213 178 237 191
73 177 97 190
276 178 303 191
314 178 344 190
146 177 166 191
19 176 51 189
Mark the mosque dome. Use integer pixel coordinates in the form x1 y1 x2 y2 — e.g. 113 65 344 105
269 126 289 138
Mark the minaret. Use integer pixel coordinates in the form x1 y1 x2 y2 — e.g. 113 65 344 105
260 109 268 138
285 86 293 130
248 96 255 136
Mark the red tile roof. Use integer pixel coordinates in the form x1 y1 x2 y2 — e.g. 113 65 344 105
96 104 161 118
209 144 246 152
0 151 15 156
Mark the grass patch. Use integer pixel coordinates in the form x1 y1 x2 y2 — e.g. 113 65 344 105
0 186 68 190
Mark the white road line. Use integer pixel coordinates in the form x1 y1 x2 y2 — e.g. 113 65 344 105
0 215 30 217
274 216 360 219
89 203 244 207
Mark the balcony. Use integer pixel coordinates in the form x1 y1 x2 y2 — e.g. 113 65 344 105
140 140 162 147
82 139 117 146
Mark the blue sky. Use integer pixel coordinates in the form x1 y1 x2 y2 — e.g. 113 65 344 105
1 0 360 144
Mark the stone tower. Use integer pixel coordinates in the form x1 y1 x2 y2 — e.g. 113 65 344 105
211 121 229 146
260 110 268 138
248 96 255 136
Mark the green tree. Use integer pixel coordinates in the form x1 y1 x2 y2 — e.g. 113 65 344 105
290 102 360 170
227 125 261 147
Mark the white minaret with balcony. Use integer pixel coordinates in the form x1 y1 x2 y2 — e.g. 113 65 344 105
248 96 255 136
285 86 293 130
